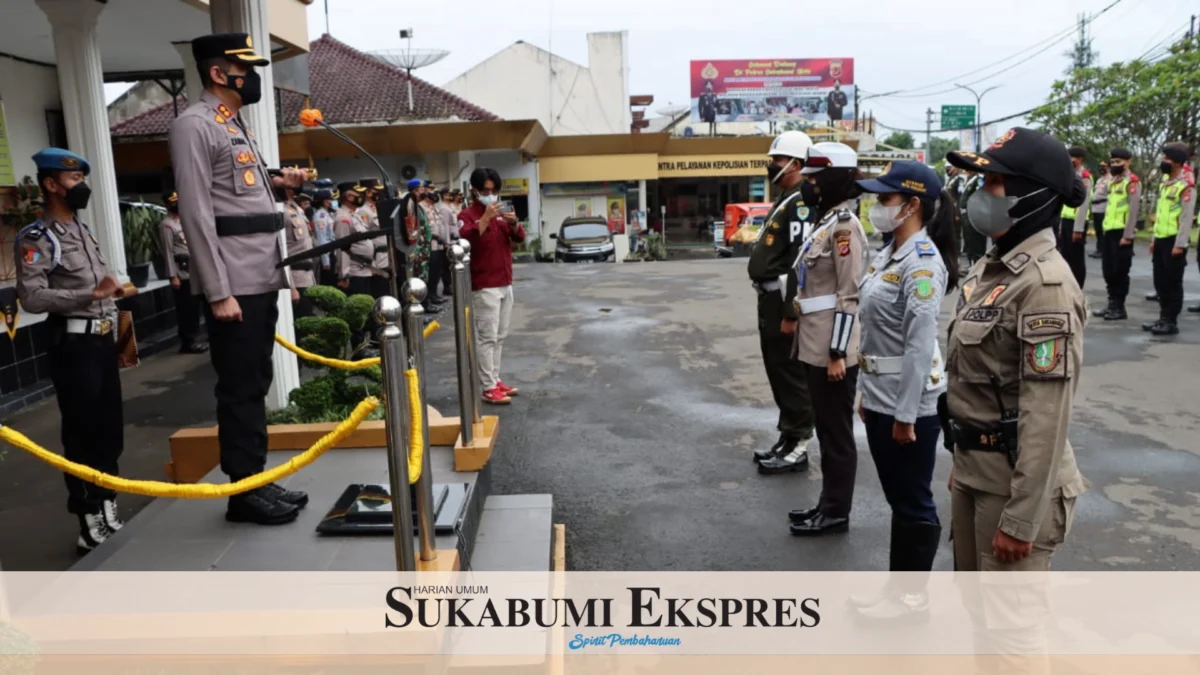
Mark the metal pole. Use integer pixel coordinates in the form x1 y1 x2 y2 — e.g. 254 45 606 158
403 278 437 562
374 296 416 572
450 245 475 445
459 239 483 422
925 108 934 168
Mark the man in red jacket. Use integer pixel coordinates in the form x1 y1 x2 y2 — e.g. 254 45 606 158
458 168 526 404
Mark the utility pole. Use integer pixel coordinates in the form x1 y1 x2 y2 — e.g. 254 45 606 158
854 88 861 132
324 0 331 35
926 106 936 166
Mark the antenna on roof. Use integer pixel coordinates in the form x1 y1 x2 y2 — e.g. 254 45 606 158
656 103 690 119
370 29 450 113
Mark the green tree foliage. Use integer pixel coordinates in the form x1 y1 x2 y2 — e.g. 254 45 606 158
882 131 915 150
922 136 960 167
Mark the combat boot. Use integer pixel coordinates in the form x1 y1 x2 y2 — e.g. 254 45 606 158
1189 305 1200 313
1145 293 1159 302
1142 319 1164 332
753 434 786 463
261 482 309 508
1103 303 1127 321
756 438 809 475
226 487 301 525
1151 321 1180 336
1093 299 1115 318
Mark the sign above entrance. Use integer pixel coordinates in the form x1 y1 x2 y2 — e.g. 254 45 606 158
658 154 769 179
500 177 529 196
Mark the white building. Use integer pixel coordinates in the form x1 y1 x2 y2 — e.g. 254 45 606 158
443 32 634 137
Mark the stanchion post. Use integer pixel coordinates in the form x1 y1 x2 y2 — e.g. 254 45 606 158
459 240 483 422
374 296 417 572
403 278 437 563
451 245 475 445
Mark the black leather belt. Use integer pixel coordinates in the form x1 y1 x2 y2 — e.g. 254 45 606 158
374 244 389 253
290 261 314 271
949 420 1018 468
349 253 373 265
214 213 284 237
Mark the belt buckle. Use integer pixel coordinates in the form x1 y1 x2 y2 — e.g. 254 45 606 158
98 319 113 336
856 354 867 371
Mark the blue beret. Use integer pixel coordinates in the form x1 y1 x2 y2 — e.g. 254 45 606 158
407 178 423 190
33 148 90 176
856 160 942 198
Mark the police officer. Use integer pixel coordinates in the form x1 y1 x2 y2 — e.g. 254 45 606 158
169 32 309 525
849 161 959 620
284 188 316 318
1090 161 1110 260
17 148 128 553
1144 142 1196 335
159 191 208 354
357 177 391 302
1096 148 1140 321
334 181 376 354
959 169 987 268
311 188 337 286
944 127 1089 572
1058 146 1092 288
785 142 866 533
749 130 817 472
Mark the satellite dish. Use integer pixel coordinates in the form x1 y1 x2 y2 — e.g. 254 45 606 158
370 32 450 113
656 103 690 119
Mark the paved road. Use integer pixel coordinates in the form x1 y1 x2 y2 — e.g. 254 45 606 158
4 247 1200 572
465 250 1200 572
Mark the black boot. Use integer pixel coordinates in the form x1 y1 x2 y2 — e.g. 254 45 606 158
1151 321 1180 336
226 487 301 525
1089 250 1103 259
757 438 809 475
753 435 786 463
1143 320 1164 332
1145 293 1159 302
1189 305 1200 313
789 512 849 536
788 505 819 523
1103 303 1127 321
180 342 210 354
1093 299 1114 318
852 519 942 625
261 482 309 508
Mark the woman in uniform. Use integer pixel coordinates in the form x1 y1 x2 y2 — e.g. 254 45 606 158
847 161 960 621
284 188 315 318
786 142 868 537
943 127 1089 574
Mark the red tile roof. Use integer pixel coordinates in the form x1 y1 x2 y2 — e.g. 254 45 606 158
110 34 497 138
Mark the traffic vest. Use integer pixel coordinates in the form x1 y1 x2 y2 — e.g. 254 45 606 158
1153 178 1190 238
1103 176 1136 231
1062 170 1091 220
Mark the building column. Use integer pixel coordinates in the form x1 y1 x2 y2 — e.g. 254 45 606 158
637 179 647 214
210 0 300 411
172 42 204 104
35 0 127 282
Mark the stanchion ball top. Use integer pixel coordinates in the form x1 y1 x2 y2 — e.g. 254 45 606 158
403 278 428 304
372 296 404 325
458 239 472 256
450 244 465 261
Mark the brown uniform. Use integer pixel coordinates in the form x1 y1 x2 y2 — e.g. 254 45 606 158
158 214 190 282
947 228 1089 571
336 205 374 280
284 199 315 289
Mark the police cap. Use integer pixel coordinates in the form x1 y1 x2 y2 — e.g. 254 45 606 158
163 191 179 206
1109 147 1132 160
856 160 943 198
946 127 1077 201
1162 142 1190 164
337 181 362 196
296 192 312 203
406 178 423 190
313 189 332 202
359 177 384 191
192 33 269 67
33 148 90 176
1068 145 1086 159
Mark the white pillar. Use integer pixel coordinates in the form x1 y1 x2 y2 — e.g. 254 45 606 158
210 0 300 411
172 42 204 105
637 179 647 213
36 0 127 282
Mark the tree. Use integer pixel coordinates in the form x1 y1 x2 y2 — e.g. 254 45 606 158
922 137 960 166
882 131 914 149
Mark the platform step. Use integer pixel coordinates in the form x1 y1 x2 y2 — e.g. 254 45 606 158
466 495 554 572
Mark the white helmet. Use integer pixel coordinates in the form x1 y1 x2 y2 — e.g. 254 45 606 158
801 142 858 174
767 130 814 161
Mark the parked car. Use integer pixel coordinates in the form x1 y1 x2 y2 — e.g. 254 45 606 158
551 217 616 263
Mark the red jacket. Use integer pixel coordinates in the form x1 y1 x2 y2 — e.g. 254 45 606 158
458 203 526 291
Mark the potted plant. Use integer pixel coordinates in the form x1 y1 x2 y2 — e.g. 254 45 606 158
0 178 42 284
121 202 161 288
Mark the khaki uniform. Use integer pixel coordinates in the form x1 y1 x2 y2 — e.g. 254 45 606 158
336 205 374 279
947 228 1089 571
357 202 390 277
792 203 867 367
17 218 115 319
158 214 190 282
284 199 315 288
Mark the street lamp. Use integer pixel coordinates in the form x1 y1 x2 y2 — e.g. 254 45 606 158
955 84 1001 152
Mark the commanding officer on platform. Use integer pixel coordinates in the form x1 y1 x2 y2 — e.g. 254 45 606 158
1144 142 1197 336
1095 148 1140 321
944 128 1089 572
169 33 309 526
160 191 208 354
17 148 128 554
749 130 817 471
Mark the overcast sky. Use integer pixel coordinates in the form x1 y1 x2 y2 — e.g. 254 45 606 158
107 0 1195 140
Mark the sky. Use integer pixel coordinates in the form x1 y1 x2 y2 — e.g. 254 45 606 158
105 0 1196 140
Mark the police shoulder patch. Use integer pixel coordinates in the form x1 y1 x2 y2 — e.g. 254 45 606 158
915 241 936 257
913 278 935 300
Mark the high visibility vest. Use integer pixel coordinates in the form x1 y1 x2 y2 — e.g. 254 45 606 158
1153 178 1190 238
1062 170 1091 220
1103 176 1136 232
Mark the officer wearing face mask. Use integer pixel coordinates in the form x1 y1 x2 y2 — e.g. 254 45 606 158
169 33 310 527
1095 148 1140 321
943 127 1089 573
17 148 128 554
1144 142 1196 336
748 130 817 473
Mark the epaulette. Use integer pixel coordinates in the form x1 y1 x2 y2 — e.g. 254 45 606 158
18 222 46 241
1082 169 1091 180
17 221 61 268
836 208 852 222
915 240 936 257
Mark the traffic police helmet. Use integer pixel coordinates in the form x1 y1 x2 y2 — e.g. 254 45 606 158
767 130 814 161
801 142 858 175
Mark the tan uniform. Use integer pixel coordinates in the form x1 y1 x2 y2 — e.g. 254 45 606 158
792 203 867 367
947 228 1089 571
158 214 190 282
168 90 287 301
357 202 389 276
16 218 115 320
284 200 315 288
335 205 373 279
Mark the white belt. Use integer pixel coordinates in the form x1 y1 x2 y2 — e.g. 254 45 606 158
858 354 903 375
65 317 115 337
797 294 837 314
755 280 781 293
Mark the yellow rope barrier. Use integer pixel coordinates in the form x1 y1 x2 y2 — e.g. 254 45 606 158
0 396 379 499
273 321 439 370
405 369 424 483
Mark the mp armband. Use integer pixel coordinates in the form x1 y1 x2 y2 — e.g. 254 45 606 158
830 312 854 358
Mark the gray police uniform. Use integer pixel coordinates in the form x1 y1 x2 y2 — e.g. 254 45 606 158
168 90 289 484
747 183 815 451
16 217 123 520
159 213 203 349
285 199 315 318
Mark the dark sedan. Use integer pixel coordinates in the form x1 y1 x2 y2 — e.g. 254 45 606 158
551 217 616 263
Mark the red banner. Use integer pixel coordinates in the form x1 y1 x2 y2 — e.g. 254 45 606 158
690 59 854 97
689 59 856 124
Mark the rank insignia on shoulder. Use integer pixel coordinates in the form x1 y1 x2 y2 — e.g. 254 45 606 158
227 126 239 135
215 114 226 124
882 272 902 284
837 209 851 222
915 241 936 257
769 222 779 231
866 266 875 275
217 104 233 118
22 247 40 264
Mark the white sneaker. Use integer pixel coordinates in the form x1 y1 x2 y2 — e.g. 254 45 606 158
77 513 115 555
102 499 124 531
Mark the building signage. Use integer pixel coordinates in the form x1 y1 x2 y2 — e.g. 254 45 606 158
500 177 529 196
0 102 15 186
657 154 769 179
690 59 855 125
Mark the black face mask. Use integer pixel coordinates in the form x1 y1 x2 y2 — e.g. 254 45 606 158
1110 165 1126 176
800 180 820 207
766 163 785 184
221 69 262 106
1160 161 1174 175
62 182 91 212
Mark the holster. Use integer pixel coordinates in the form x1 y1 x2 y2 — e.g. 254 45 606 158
949 419 1019 469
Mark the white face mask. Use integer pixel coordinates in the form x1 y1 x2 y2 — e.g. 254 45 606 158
477 194 498 206
869 200 911 234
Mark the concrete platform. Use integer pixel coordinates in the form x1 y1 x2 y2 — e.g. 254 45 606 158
70 445 492 572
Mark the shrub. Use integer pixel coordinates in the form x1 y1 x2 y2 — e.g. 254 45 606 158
339 293 375 334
